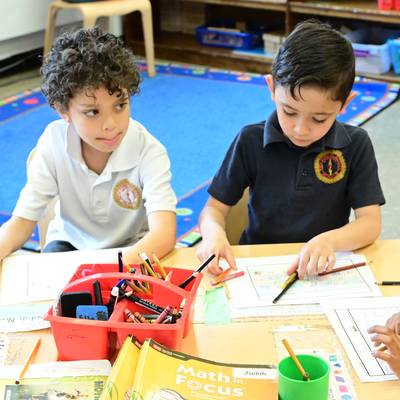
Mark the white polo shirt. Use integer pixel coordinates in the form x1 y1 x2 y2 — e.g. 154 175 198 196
13 118 177 249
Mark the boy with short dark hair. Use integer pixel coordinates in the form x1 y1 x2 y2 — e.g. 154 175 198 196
197 20 385 277
0 27 177 264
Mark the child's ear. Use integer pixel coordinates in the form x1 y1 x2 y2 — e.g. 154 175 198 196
264 74 275 102
340 91 357 113
54 103 71 123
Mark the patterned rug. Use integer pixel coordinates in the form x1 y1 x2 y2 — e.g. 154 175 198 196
0 62 398 250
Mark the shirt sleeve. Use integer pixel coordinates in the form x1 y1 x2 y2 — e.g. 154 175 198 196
347 131 385 210
139 136 177 215
208 128 253 206
13 127 59 221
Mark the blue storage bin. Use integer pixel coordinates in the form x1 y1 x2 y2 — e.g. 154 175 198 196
196 25 262 50
389 39 400 74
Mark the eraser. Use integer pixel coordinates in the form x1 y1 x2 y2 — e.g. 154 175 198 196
76 305 109 321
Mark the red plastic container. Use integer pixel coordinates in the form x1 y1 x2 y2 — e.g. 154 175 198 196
44 263 202 361
377 0 394 9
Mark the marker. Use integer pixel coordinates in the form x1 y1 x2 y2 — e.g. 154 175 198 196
375 281 400 286
93 280 103 305
118 251 123 273
15 337 41 384
179 254 216 289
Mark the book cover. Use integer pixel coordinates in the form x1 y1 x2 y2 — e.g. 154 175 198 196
102 336 277 400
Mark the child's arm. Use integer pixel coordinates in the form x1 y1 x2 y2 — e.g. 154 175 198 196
197 196 237 274
122 211 176 265
368 324 400 378
288 204 381 279
0 216 37 261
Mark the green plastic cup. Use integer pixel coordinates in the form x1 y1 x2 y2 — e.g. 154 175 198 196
278 354 330 400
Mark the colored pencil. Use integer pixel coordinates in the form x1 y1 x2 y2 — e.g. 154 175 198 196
318 261 366 276
15 337 41 384
179 254 216 289
282 338 310 381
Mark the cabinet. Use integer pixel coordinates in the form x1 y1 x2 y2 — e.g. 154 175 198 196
124 1 400 82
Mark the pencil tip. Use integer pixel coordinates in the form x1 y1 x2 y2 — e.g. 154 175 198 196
15 380 20 385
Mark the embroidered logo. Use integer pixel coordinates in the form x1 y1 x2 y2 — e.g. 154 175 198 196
113 179 141 209
314 150 346 184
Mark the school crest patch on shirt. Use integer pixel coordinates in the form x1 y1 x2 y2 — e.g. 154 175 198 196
314 150 346 184
113 179 142 209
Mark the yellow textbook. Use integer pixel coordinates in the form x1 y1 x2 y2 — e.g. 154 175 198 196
101 336 277 400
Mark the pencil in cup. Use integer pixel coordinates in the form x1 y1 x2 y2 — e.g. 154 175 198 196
282 338 310 381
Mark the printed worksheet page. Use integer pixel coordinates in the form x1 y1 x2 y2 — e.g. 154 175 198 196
225 253 381 309
321 296 400 382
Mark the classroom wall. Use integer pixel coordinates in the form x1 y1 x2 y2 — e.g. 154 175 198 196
0 1 123 61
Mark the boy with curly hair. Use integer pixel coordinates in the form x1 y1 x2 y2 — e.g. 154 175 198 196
0 27 177 264
197 20 385 277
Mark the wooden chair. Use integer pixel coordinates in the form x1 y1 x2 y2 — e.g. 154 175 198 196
225 188 249 245
26 148 58 251
43 0 156 77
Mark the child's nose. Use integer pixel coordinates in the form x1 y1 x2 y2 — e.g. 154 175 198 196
103 115 117 131
294 118 309 136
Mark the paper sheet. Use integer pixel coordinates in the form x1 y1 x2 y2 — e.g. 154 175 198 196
321 296 400 382
0 302 51 332
225 253 381 310
0 247 130 305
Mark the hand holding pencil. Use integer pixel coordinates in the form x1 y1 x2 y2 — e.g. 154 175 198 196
195 231 237 275
286 238 336 279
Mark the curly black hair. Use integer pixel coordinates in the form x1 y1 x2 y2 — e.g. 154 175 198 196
41 27 141 111
272 20 355 105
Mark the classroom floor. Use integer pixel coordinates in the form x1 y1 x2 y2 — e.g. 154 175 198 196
1 67 399 240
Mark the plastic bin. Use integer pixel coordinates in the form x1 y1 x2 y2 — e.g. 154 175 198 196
262 31 286 55
389 39 400 73
196 25 261 49
44 263 202 361
346 27 393 74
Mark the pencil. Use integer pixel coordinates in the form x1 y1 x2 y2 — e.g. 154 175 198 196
375 281 400 286
152 253 167 279
272 272 298 304
179 254 216 289
282 338 310 381
318 261 366 276
211 267 233 285
376 344 387 352
138 253 158 278
15 337 41 384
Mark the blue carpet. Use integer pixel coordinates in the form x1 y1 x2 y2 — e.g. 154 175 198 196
0 62 398 246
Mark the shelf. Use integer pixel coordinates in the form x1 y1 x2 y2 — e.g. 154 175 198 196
290 1 400 24
127 32 274 74
183 0 287 12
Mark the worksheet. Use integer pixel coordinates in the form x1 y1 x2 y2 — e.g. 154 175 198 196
224 253 381 309
321 296 400 382
0 247 130 304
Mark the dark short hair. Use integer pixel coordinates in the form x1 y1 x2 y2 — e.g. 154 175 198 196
41 27 141 110
272 20 355 104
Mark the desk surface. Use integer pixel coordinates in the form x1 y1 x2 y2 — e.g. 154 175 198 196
164 240 400 398
3 240 400 397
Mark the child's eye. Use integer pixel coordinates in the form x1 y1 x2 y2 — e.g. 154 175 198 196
116 102 128 111
283 109 296 116
313 118 327 124
84 110 98 117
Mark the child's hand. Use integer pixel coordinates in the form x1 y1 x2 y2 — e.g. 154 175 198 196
386 312 400 335
287 236 335 279
196 232 237 275
368 324 400 378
